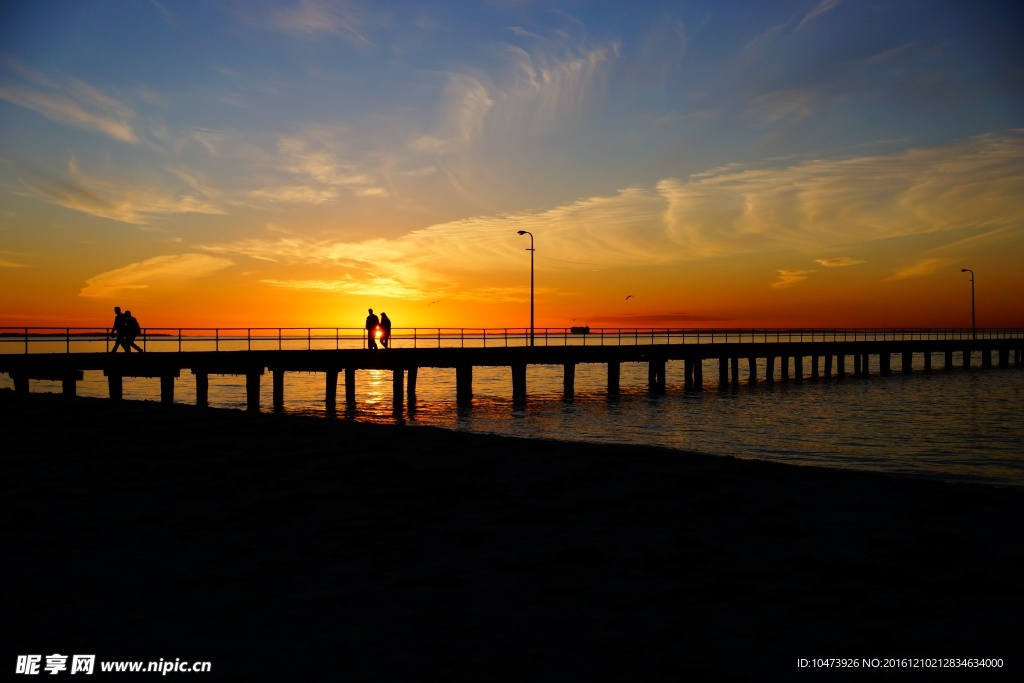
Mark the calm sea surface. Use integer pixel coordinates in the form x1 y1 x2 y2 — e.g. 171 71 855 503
4 349 1022 488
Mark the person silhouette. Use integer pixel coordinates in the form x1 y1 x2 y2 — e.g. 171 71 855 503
379 312 392 349
109 306 129 353
365 308 380 349
123 309 144 352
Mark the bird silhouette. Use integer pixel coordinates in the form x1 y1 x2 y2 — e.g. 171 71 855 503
625 294 634 300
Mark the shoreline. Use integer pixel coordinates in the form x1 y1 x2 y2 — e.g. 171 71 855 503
6 389 1023 680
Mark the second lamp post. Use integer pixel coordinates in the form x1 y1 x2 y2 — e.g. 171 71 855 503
517 230 535 346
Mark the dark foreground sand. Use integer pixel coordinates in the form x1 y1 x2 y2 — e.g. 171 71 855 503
4 389 1022 681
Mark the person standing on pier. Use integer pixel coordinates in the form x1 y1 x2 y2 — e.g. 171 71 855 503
365 309 380 349
109 306 128 353
379 312 392 349
123 310 144 352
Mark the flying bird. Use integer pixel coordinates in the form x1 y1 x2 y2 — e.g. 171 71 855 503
625 294 634 300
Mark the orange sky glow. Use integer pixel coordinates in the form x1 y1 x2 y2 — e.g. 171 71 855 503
2 2 1022 332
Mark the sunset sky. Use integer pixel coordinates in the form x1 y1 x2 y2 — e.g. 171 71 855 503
1 0 1022 331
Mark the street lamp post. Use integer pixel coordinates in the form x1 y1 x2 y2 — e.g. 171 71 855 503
517 230 535 346
961 268 975 340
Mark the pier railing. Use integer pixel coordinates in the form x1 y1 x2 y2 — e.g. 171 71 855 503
1 327 1021 354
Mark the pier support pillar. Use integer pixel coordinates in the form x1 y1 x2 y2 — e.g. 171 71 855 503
824 354 833 379
107 373 123 401
718 357 728 386
924 353 932 373
902 351 913 374
962 350 971 370
765 356 775 384
456 364 473 405
730 357 739 386
195 372 209 407
12 373 29 393
944 351 954 371
273 369 285 412
407 367 418 403
998 349 1009 368
392 369 404 413
246 370 262 412
853 354 862 376
694 359 703 392
683 359 694 392
563 363 576 401
160 374 175 405
983 350 993 369
607 362 620 397
325 370 338 412
648 359 666 394
811 355 819 380
345 368 356 409
748 357 757 384
880 353 891 376
781 356 790 383
512 362 527 404
836 354 845 378
794 355 803 383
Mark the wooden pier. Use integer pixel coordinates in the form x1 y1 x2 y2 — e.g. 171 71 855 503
2 330 1021 412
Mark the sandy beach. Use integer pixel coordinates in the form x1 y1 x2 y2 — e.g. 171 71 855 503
4 388 1021 681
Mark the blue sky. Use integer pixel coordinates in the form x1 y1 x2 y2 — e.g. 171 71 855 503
1 0 1022 327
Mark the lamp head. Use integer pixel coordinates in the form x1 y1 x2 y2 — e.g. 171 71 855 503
517 230 526 235
961 268 967 272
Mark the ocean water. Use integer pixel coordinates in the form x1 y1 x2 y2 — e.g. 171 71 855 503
4 349 1022 488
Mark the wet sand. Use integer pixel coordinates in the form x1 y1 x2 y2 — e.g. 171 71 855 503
4 389 1022 681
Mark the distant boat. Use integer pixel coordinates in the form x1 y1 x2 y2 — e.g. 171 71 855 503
570 326 590 335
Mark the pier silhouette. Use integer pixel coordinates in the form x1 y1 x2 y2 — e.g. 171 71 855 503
2 327 1022 413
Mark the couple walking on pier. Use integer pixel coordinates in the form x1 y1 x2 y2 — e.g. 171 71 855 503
365 309 392 350
109 306 144 353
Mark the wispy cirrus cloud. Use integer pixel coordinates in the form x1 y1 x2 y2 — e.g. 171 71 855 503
199 132 1024 297
0 59 138 143
796 0 841 31
239 0 371 46
885 258 958 281
772 269 816 288
659 132 1024 256
261 276 426 300
80 254 234 298
815 257 865 267
18 154 224 224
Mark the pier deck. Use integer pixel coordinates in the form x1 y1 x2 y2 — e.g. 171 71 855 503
2 328 1021 412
